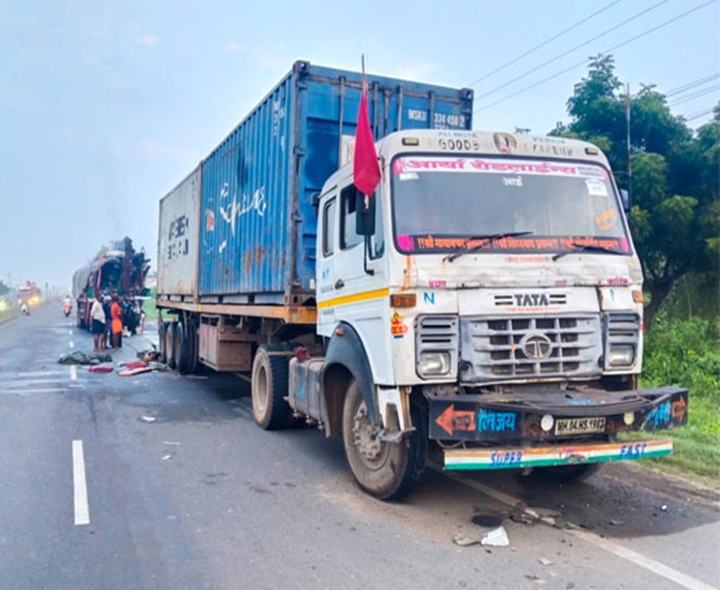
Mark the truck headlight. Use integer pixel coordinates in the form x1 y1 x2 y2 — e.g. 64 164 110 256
418 352 451 376
608 344 635 367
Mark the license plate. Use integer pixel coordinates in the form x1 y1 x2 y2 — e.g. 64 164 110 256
555 417 606 436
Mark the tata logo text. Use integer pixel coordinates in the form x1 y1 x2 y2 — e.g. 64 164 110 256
514 293 550 307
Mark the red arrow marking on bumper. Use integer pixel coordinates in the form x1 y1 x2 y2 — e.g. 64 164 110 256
436 404 477 436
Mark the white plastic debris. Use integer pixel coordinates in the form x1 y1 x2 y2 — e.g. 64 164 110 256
481 526 510 547
538 557 553 566
141 416 156 423
453 534 481 547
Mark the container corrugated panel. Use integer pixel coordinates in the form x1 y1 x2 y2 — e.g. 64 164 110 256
198 61 473 301
157 167 201 298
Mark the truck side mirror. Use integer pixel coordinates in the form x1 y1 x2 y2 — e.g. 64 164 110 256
620 189 631 212
355 189 376 236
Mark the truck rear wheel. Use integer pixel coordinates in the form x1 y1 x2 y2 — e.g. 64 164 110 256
251 344 292 430
158 321 167 363
174 322 191 375
342 379 427 500
165 322 176 369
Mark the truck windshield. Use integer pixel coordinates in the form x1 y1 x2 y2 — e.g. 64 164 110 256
391 155 630 256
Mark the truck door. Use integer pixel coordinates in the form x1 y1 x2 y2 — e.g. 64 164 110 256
317 182 393 384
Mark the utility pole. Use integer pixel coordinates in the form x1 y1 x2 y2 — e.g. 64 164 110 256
625 82 632 209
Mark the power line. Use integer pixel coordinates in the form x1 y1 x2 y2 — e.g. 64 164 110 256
669 85 720 106
665 73 720 97
468 0 626 87
474 0 717 114
684 107 715 121
475 0 672 100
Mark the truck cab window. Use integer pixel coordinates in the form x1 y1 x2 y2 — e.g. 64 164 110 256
322 197 336 257
370 191 384 259
340 185 363 250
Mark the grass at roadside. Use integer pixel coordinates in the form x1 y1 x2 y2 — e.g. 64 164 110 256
630 315 720 488
0 308 20 323
141 288 167 321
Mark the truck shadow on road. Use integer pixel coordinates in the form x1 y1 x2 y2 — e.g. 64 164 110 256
116 368 720 543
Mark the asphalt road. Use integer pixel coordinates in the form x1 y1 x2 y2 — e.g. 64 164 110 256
0 305 718 590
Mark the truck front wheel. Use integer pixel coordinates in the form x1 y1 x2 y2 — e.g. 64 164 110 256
342 380 427 500
251 344 292 430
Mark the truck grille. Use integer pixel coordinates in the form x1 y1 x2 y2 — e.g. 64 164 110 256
460 315 602 382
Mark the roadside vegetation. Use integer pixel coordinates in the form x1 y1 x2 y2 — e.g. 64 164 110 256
553 56 719 488
0 307 19 323
628 313 720 487
142 288 164 321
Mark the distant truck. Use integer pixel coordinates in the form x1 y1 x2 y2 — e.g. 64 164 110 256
17 281 42 309
156 61 687 500
72 237 150 333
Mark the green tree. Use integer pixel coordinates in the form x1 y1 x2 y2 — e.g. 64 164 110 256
552 55 719 330
0 280 9 296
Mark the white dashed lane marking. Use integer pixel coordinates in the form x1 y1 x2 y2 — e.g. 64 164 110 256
72 440 90 526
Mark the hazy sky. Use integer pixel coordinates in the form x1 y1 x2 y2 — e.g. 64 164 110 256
1 0 718 291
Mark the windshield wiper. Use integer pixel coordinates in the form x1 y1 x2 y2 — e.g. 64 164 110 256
552 243 624 261
444 231 534 263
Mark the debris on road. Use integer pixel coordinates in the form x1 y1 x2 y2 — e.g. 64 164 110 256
471 513 504 527
118 366 153 377
122 360 149 370
453 534 481 547
88 365 114 373
163 441 180 446
58 351 112 365
481 526 509 547
141 416 157 423
538 557 553 566
118 367 152 377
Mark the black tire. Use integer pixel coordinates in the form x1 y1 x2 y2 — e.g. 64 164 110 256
251 344 292 430
158 322 167 363
186 319 198 374
165 322 177 369
174 321 196 375
174 322 189 375
342 380 427 500
532 463 601 483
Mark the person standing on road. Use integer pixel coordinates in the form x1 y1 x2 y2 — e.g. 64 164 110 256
90 293 106 352
110 294 123 351
101 295 112 351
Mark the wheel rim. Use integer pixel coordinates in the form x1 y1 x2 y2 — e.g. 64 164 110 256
351 400 389 468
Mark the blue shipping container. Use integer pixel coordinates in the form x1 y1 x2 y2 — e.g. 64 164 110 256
198 60 473 303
